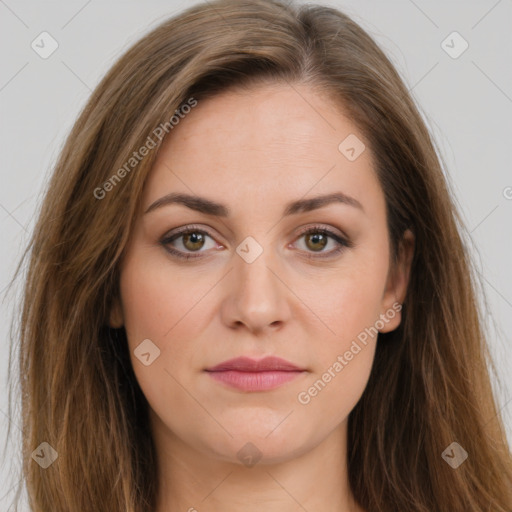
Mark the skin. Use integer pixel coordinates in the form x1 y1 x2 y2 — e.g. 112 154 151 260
110 82 414 512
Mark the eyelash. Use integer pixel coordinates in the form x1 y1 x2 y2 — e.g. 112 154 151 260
160 224 353 261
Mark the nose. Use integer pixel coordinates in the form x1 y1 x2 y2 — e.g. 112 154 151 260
220 245 292 335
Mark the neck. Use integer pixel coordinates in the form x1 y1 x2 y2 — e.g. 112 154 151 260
151 410 364 512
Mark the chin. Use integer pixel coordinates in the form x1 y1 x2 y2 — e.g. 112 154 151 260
197 426 314 467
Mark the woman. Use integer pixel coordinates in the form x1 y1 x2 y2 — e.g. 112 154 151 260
7 0 512 510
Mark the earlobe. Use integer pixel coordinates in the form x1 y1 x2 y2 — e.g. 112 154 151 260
394 228 415 304
108 297 124 328
379 229 415 333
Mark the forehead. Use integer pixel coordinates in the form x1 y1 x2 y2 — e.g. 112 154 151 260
143 83 383 217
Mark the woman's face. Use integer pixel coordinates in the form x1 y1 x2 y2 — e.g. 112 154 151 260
110 83 412 465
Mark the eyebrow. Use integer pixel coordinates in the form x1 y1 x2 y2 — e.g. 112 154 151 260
144 191 364 217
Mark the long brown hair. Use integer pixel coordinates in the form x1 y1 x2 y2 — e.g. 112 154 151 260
5 0 512 510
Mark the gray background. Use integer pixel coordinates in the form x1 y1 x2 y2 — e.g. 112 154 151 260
1 0 511 509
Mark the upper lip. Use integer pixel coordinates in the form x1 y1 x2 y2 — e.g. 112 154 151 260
205 356 304 372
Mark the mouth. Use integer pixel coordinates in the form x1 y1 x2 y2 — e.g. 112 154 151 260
204 356 307 392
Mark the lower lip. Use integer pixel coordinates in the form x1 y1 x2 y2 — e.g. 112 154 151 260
205 370 304 391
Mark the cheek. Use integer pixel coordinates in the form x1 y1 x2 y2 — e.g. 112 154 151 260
305 255 389 345
296 339 376 436
117 255 214 400
118 267 208 446
119 251 218 344
295 270 381 421
292 246 387 415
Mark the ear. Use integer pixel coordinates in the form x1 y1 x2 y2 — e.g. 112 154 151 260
108 295 124 328
379 229 414 333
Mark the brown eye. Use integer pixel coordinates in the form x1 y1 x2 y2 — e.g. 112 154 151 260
161 227 218 260
182 232 206 251
304 232 328 252
294 226 352 259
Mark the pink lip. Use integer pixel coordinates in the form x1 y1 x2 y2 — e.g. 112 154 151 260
205 356 306 392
